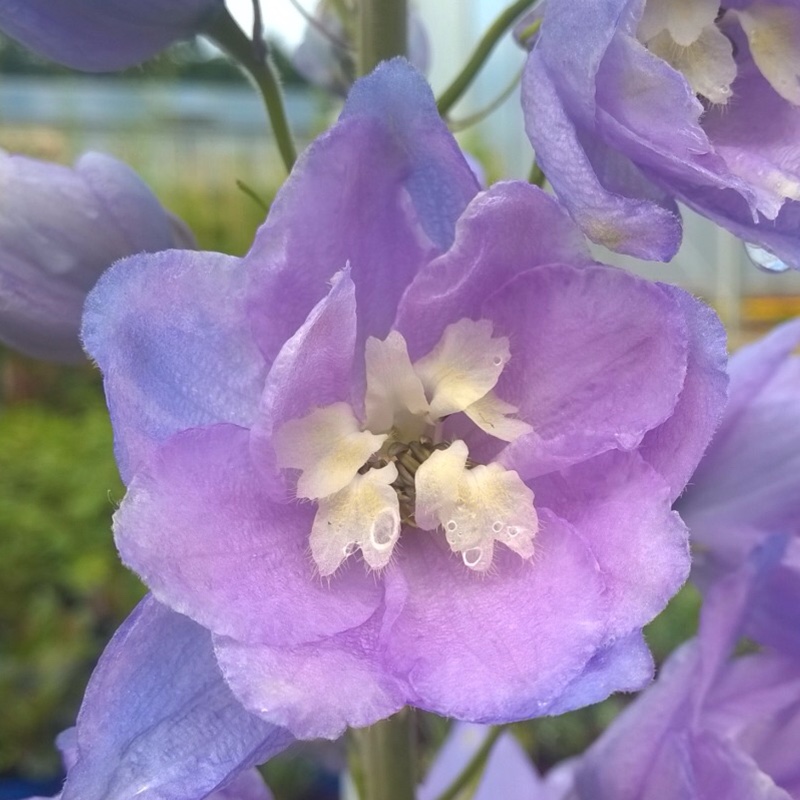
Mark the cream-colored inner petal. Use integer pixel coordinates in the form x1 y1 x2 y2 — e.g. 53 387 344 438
464 391 534 443
415 441 538 572
364 331 430 437
310 464 402 576
273 402 386 500
639 0 720 46
413 319 510 421
648 24 737 104
736 4 800 105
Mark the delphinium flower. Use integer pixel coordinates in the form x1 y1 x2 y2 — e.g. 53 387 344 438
293 0 429 96
0 0 223 72
57 596 292 800
558 541 800 799
0 150 193 363
677 318 800 656
523 0 800 268
83 59 727 742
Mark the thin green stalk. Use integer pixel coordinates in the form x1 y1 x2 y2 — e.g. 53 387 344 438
351 710 417 800
205 9 297 173
436 0 538 117
448 67 524 132
358 0 408 76
433 726 507 800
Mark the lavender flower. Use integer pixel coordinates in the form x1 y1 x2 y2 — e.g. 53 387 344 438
0 150 193 363
565 542 800 800
0 0 223 72
678 319 800 657
523 0 800 267
84 60 726 740
57 596 292 800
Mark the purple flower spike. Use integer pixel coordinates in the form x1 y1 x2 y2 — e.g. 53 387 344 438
0 150 192 363
567 545 800 800
57 596 291 800
524 0 800 267
85 60 727 740
0 0 223 72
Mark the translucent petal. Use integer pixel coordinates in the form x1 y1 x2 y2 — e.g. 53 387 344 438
463 391 533 443
648 25 737 105
364 331 429 436
413 319 510 421
737 4 800 105
310 464 402 575
415 441 538 572
639 0 719 47
273 402 385 500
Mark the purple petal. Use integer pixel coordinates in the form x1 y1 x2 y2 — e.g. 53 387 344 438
61 596 291 800
0 151 183 363
541 632 654 716
639 286 728 502
246 59 477 362
83 249 266 483
385 511 608 722
484 264 688 478
213 769 272 800
0 0 223 71
250 269 358 486
115 424 382 647
214 607 406 740
523 49 682 260
534 451 689 638
419 724 543 800
395 182 592 359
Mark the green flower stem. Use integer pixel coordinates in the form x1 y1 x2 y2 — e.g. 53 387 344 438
351 710 417 800
205 9 297 173
433 726 507 800
358 0 408 76
436 0 538 117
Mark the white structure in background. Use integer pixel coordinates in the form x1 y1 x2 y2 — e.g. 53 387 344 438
417 0 800 332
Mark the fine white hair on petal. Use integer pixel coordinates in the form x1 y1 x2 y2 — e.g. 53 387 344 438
273 402 386 500
310 464 402 576
413 318 510 421
415 440 538 572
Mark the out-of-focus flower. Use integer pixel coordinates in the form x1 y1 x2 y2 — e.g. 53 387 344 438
0 0 223 72
564 541 800 800
293 0 429 95
677 319 800 656
0 150 193 363
84 59 726 741
53 596 292 800
524 0 800 268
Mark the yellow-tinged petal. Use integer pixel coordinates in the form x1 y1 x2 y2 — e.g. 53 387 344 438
273 402 386 500
365 331 429 436
415 440 538 572
464 391 533 443
413 319 510 421
639 0 720 47
310 464 401 575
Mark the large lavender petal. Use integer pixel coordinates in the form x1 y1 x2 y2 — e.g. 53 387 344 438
114 424 382 647
83 250 265 483
485 264 688 478
246 59 478 362
61 596 291 800
0 0 223 71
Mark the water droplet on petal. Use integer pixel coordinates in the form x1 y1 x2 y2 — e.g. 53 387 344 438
462 547 483 568
371 511 397 550
492 520 503 533
492 355 503 367
746 242 791 273
446 520 458 532
506 525 520 538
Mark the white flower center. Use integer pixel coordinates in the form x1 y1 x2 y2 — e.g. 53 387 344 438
274 319 537 575
639 1 800 107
